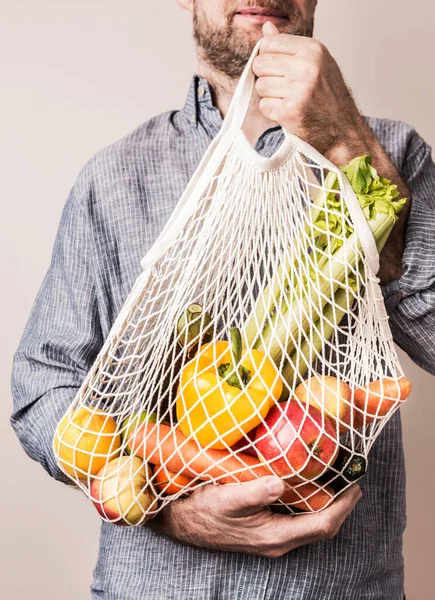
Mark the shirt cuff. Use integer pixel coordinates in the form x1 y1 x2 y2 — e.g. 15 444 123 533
381 279 404 314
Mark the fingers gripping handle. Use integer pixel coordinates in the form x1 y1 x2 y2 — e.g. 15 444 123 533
234 39 380 274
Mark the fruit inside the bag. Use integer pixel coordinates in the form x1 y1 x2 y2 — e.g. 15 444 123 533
294 375 352 435
53 148 415 521
121 410 157 455
254 398 339 480
279 482 335 512
118 374 410 510
130 420 272 484
90 456 158 525
54 406 121 480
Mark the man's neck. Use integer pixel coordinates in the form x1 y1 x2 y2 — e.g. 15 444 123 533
198 59 277 146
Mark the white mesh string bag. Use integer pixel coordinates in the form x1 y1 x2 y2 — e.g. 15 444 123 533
53 42 410 524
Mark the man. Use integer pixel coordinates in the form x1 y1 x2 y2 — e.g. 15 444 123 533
11 1 435 598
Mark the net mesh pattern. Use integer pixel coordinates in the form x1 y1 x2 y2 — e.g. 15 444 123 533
53 135 405 525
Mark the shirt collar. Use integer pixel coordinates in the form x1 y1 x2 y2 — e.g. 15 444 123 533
181 75 284 150
181 75 222 135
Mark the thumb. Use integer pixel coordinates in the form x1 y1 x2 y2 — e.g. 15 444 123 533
217 476 284 517
262 21 280 36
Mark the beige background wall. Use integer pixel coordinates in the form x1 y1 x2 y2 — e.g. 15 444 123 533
1 1 434 598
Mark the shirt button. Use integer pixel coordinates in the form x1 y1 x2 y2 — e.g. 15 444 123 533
198 85 205 97
190 114 196 124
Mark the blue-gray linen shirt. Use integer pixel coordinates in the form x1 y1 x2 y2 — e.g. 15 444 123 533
11 77 435 599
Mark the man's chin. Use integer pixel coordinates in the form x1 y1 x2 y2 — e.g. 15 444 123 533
229 24 264 49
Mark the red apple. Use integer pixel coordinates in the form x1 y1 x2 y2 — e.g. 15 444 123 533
294 376 352 435
90 456 158 525
255 399 339 479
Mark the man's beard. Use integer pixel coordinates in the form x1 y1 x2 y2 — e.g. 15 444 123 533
193 1 314 79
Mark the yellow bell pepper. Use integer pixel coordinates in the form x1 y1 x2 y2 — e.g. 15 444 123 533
176 328 282 450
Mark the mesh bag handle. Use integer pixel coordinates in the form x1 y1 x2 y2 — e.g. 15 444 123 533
140 41 261 273
141 41 380 276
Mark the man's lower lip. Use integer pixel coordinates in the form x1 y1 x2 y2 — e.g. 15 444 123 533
234 13 289 25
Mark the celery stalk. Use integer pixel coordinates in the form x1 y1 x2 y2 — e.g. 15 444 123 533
255 212 396 363
279 287 349 398
242 155 407 383
243 170 340 349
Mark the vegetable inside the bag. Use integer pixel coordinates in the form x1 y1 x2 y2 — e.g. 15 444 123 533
175 327 282 449
243 155 407 388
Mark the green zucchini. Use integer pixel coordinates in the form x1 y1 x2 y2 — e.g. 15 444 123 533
319 447 367 492
269 448 367 513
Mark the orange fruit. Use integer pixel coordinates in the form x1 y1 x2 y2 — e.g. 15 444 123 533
153 464 195 496
54 406 121 480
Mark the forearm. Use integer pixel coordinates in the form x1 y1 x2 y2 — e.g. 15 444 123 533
361 127 435 374
10 381 80 485
11 333 98 484
325 118 411 285
387 291 435 375
11 184 104 484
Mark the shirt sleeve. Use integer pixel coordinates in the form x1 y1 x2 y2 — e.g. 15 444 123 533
381 132 435 375
11 181 104 484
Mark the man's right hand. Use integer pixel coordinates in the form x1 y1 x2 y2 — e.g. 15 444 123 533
151 476 362 558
